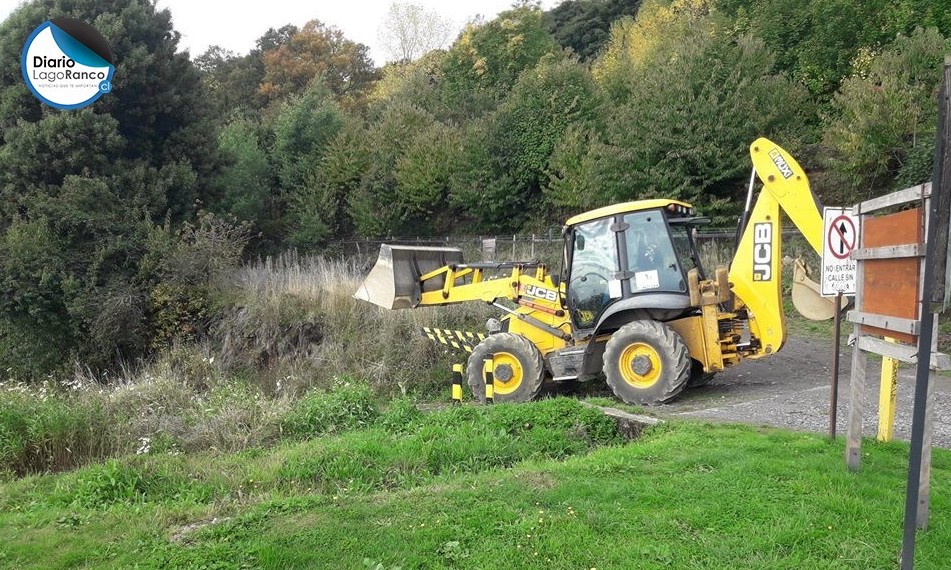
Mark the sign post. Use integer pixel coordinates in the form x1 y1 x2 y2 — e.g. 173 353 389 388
821 207 858 441
821 207 858 297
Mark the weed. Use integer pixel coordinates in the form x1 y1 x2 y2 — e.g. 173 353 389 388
377 397 423 434
0 383 118 475
63 460 146 508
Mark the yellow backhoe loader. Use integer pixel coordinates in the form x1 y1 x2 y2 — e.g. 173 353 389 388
354 138 841 404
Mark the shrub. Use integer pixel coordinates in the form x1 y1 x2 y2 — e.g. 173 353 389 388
282 381 380 439
66 460 146 508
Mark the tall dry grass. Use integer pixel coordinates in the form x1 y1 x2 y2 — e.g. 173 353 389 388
223 251 495 396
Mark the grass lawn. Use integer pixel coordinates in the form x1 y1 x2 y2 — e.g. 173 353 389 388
1 405 948 569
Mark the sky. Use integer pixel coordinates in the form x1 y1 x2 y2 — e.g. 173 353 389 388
1 0 560 66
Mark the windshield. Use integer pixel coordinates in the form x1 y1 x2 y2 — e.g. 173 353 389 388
567 218 616 329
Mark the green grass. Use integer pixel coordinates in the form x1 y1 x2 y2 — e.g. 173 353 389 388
1 403 948 569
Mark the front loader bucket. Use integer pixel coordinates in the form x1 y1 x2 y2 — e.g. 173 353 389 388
354 244 464 309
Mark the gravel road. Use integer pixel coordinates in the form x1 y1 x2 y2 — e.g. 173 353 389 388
657 336 951 449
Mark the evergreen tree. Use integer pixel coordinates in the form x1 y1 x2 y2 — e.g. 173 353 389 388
0 0 222 374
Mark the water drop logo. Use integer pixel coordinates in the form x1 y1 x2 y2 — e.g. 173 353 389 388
21 18 115 110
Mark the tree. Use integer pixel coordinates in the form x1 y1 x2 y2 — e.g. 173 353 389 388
823 28 951 201
215 117 272 225
0 0 222 374
481 55 603 227
440 5 560 119
368 50 450 120
716 0 951 99
273 81 345 193
194 46 266 115
544 0 642 61
378 2 455 63
290 122 372 246
347 101 436 236
259 80 347 245
574 1 816 222
393 121 463 233
258 20 380 107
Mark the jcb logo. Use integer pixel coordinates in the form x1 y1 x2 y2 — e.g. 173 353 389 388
753 223 772 281
768 148 794 179
524 285 558 303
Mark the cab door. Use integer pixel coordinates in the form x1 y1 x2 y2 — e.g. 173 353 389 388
566 217 619 330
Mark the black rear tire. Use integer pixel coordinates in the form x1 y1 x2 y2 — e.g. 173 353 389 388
603 320 691 405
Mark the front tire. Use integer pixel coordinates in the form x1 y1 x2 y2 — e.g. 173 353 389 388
467 333 545 403
603 320 690 405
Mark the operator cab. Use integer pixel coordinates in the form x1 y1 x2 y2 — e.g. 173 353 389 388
562 200 708 334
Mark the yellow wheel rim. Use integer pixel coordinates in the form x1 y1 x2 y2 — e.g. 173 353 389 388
490 351 524 395
618 342 662 388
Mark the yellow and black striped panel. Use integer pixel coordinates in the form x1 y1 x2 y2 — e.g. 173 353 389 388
421 327 487 353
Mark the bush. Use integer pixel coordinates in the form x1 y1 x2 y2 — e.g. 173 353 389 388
282 382 380 439
66 460 146 508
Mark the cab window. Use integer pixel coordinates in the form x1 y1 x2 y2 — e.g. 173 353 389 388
623 212 686 293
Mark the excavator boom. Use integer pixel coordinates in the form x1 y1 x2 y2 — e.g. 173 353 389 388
729 138 841 357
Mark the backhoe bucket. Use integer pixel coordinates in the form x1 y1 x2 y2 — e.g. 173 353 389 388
791 258 847 320
354 244 464 309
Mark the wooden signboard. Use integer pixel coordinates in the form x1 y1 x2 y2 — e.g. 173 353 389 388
860 208 923 344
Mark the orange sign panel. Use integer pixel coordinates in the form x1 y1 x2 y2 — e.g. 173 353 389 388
861 208 922 344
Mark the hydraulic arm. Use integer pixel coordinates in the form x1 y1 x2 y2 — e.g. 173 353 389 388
729 138 838 357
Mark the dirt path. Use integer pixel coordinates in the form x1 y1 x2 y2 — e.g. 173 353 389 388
657 336 951 449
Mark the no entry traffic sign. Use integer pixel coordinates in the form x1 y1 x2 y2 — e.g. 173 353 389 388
828 214 857 260
821 207 859 296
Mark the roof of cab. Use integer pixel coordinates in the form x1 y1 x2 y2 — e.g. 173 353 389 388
564 199 694 227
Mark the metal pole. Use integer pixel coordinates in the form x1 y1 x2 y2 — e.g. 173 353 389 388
829 291 843 439
900 60 949 569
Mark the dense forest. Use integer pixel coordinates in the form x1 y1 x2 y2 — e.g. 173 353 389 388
0 0 949 376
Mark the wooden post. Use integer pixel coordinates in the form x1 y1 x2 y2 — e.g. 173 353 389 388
935 56 951 308
847 210 867 471
901 58 950 568
917 326 937 530
846 323 868 471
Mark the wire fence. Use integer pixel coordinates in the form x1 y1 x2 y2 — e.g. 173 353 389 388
327 226 813 270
